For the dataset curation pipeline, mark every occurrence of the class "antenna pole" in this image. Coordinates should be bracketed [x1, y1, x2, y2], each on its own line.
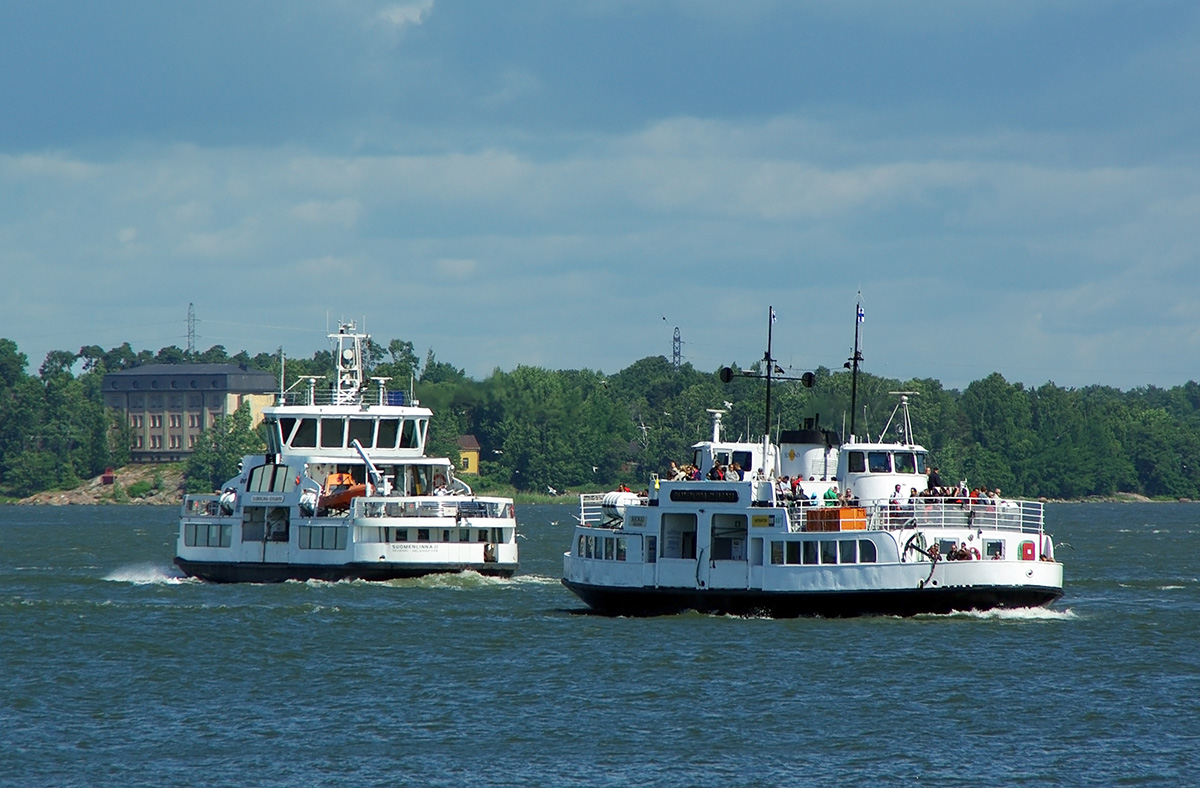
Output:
[186, 303, 196, 358]
[848, 295, 863, 439]
[764, 307, 775, 439]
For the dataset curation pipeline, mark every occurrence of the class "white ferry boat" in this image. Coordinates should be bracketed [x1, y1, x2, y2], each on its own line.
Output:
[562, 307, 1062, 617]
[175, 322, 518, 583]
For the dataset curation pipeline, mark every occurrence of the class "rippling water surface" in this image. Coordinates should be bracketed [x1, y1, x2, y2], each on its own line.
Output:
[1, 502, 1197, 787]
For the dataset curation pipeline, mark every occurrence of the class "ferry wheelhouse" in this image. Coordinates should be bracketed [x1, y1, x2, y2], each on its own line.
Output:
[175, 322, 518, 583]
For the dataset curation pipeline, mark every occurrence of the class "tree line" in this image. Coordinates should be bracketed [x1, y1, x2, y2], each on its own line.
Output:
[2, 335, 1199, 500]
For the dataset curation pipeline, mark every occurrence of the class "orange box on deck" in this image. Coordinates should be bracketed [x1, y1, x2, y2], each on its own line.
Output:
[806, 507, 867, 532]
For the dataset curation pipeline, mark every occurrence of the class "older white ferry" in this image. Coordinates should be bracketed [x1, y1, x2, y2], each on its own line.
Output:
[562, 307, 1062, 617]
[563, 405, 1062, 617]
[175, 322, 518, 582]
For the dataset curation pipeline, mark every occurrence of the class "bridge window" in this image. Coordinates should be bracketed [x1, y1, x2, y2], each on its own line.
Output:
[290, 418, 317, 447]
[894, 452, 916, 474]
[847, 451, 866, 473]
[868, 452, 891, 473]
[400, 420, 419, 448]
[348, 418, 374, 448]
[320, 418, 345, 448]
[377, 419, 399, 448]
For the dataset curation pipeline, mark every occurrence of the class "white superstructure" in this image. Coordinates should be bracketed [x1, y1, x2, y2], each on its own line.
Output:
[175, 322, 518, 582]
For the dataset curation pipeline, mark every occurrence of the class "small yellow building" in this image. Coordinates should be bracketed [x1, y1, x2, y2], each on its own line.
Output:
[457, 435, 481, 475]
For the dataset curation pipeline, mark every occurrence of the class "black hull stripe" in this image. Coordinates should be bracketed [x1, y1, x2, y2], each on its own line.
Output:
[561, 580, 1063, 618]
[175, 558, 516, 583]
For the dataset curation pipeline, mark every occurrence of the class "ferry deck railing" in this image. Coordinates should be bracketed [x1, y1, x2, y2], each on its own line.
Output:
[180, 493, 513, 520]
[573, 487, 1043, 535]
[352, 496, 513, 520]
[786, 497, 1044, 534]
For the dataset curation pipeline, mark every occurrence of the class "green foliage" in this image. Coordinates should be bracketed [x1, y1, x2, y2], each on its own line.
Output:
[184, 402, 266, 493]
[7, 332, 1200, 501]
[125, 480, 154, 498]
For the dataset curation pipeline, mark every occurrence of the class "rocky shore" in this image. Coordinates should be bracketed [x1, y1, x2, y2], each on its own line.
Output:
[18, 464, 186, 506]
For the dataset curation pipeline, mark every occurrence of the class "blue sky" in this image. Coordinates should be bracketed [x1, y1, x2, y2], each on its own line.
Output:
[2, 0, 1199, 390]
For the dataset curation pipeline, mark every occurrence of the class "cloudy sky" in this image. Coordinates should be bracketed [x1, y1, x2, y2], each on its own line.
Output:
[2, 0, 1199, 390]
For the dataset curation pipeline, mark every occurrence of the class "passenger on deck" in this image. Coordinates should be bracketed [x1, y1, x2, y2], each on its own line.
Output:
[728, 463, 743, 481]
[823, 485, 839, 506]
[775, 475, 791, 500]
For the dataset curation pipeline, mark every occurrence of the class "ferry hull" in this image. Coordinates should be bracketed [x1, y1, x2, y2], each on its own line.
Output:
[176, 557, 517, 584]
[561, 579, 1063, 618]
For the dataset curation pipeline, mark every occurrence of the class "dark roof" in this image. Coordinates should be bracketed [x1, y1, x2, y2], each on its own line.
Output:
[106, 363, 267, 376]
[457, 435, 481, 451]
[104, 364, 276, 394]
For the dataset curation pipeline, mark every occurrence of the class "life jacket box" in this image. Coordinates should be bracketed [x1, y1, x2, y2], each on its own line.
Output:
[806, 507, 868, 532]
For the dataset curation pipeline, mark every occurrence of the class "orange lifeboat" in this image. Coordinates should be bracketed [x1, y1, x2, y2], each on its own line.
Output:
[319, 472, 367, 511]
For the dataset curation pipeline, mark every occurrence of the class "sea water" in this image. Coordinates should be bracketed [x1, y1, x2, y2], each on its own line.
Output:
[1, 503, 1197, 787]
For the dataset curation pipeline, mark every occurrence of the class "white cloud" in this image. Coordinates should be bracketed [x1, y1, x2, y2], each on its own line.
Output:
[291, 198, 362, 228]
[434, 258, 478, 279]
[377, 1, 433, 30]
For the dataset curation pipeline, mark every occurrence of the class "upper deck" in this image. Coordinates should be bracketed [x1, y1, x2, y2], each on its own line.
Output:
[578, 482, 1045, 536]
[264, 321, 432, 460]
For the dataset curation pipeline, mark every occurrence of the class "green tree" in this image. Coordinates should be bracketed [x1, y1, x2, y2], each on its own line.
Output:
[184, 403, 266, 492]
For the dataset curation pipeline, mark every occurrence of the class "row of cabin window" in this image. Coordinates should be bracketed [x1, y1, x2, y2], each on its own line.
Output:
[771, 539, 878, 565]
[274, 416, 425, 450]
[184, 523, 232, 548]
[578, 534, 629, 561]
[299, 526, 348, 550]
[360, 527, 506, 543]
[844, 450, 928, 475]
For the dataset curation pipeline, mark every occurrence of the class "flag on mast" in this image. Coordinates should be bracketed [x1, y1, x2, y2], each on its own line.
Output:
[770, 307, 777, 324]
[857, 305, 865, 324]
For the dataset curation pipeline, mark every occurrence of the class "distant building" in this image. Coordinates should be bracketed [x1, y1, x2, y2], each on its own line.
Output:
[457, 435, 481, 475]
[103, 364, 277, 463]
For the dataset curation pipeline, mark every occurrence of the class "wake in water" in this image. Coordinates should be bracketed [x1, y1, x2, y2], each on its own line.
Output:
[294, 571, 562, 591]
[943, 606, 1077, 622]
[104, 563, 195, 585]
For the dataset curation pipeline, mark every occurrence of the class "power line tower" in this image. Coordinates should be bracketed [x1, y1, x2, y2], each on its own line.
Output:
[186, 303, 196, 358]
[672, 326, 681, 370]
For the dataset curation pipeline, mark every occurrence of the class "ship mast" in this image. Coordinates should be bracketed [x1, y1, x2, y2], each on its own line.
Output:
[846, 295, 864, 440]
[763, 306, 775, 440]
